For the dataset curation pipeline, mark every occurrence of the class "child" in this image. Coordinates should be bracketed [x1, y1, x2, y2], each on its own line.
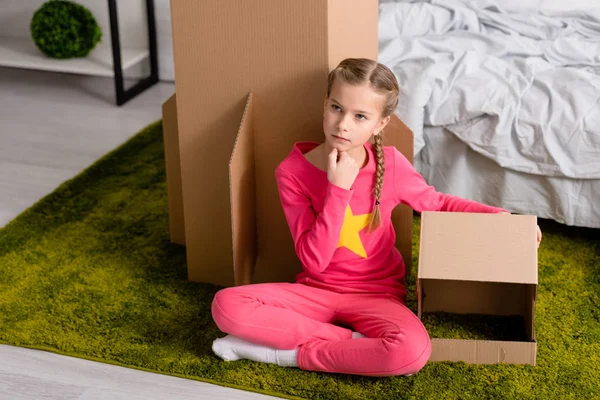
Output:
[211, 58, 542, 377]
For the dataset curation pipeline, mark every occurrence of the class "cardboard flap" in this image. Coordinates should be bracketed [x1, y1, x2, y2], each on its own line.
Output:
[418, 212, 538, 284]
[384, 114, 414, 277]
[417, 279, 423, 318]
[162, 93, 186, 246]
[526, 284, 537, 341]
[229, 92, 257, 286]
[430, 338, 536, 365]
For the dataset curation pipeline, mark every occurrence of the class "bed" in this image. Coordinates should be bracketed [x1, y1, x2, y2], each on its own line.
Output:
[378, 0, 600, 228]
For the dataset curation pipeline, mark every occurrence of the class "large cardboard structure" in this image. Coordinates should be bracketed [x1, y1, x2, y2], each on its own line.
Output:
[418, 212, 538, 365]
[163, 0, 539, 366]
[163, 0, 414, 287]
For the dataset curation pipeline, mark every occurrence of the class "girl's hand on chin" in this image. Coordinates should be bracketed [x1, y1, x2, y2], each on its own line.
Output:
[328, 148, 359, 190]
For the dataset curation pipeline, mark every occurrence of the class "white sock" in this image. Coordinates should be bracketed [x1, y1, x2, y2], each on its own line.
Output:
[274, 348, 299, 367]
[213, 332, 363, 366]
[212, 335, 298, 367]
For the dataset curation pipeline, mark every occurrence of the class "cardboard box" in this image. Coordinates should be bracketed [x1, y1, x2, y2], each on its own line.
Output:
[163, 0, 415, 287]
[161, 94, 185, 246]
[417, 212, 538, 365]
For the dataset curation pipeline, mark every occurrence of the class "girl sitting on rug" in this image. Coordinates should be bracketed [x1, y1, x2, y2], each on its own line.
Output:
[210, 58, 543, 377]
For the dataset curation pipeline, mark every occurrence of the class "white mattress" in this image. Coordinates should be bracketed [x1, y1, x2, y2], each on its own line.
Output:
[415, 126, 600, 228]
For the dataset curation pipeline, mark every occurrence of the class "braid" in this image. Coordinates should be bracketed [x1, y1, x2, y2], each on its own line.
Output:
[368, 132, 385, 232]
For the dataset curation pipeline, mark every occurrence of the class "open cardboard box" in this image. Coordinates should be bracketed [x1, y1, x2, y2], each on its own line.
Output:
[162, 0, 538, 366]
[418, 212, 538, 365]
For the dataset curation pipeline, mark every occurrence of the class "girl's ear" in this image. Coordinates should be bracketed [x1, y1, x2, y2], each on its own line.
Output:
[374, 115, 391, 135]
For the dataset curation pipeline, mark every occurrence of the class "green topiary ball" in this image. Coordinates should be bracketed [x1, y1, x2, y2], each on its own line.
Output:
[30, 0, 102, 59]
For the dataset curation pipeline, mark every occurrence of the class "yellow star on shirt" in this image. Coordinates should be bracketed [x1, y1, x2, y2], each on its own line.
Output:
[337, 205, 372, 258]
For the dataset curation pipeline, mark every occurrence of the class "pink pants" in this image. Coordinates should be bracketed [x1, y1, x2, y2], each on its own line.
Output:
[211, 282, 431, 376]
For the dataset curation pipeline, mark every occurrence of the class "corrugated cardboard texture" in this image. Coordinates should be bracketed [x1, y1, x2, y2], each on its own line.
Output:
[430, 339, 537, 365]
[161, 93, 185, 246]
[418, 212, 538, 284]
[525, 284, 537, 341]
[169, 0, 385, 286]
[328, 0, 378, 71]
[229, 93, 257, 286]
[417, 279, 423, 318]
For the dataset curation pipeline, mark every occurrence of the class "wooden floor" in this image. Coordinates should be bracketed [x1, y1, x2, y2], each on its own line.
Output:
[0, 67, 278, 399]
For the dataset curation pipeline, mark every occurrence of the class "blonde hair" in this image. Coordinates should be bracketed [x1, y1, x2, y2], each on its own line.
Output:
[326, 58, 399, 231]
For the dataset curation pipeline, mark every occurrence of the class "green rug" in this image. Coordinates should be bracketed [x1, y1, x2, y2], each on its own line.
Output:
[1, 121, 599, 399]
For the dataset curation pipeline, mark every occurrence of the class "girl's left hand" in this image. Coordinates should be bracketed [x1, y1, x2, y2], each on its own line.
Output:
[499, 211, 542, 248]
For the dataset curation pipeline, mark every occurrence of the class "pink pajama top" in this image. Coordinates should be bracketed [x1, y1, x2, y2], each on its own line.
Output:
[275, 142, 506, 302]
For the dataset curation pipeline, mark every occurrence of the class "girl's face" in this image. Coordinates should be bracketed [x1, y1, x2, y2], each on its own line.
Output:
[323, 80, 390, 152]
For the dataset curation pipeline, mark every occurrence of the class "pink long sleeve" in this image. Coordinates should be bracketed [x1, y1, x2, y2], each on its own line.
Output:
[392, 148, 507, 214]
[275, 168, 353, 274]
[273, 141, 505, 300]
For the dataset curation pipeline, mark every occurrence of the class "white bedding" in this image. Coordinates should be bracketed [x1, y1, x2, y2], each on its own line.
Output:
[379, 0, 600, 179]
[416, 126, 600, 228]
